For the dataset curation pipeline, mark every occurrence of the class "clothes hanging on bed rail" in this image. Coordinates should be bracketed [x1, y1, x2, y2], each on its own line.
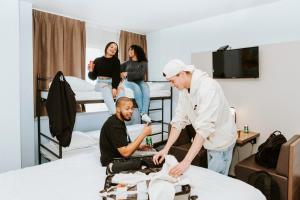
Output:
[46, 71, 76, 147]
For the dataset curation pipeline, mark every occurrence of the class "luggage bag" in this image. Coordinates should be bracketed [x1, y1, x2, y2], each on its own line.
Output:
[100, 167, 197, 200]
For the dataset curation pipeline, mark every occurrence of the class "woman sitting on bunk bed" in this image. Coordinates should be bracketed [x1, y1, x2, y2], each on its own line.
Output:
[88, 41, 124, 114]
[120, 45, 151, 123]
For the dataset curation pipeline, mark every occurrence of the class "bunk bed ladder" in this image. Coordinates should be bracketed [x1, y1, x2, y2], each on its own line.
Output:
[37, 74, 62, 164]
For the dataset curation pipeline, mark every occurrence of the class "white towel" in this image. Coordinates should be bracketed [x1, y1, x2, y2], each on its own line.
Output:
[112, 171, 149, 185]
[148, 155, 191, 200]
[148, 179, 175, 200]
[110, 155, 192, 200]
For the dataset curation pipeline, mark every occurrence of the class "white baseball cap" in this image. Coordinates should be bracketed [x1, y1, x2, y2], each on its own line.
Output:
[163, 59, 195, 79]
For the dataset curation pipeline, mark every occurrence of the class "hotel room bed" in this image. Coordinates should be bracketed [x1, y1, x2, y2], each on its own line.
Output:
[0, 152, 265, 200]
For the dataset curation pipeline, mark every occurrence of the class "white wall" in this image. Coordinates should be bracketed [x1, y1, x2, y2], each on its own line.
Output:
[147, 0, 300, 143]
[0, 0, 21, 173]
[148, 0, 300, 80]
[20, 1, 34, 168]
[191, 41, 300, 175]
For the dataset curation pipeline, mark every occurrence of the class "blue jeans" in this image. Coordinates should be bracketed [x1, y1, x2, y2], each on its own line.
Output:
[207, 142, 235, 175]
[95, 79, 124, 114]
[124, 80, 150, 115]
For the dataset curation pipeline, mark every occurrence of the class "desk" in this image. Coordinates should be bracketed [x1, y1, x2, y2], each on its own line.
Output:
[236, 130, 260, 147]
[229, 131, 260, 176]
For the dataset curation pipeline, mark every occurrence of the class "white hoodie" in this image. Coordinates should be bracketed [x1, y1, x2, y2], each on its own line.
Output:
[171, 68, 237, 151]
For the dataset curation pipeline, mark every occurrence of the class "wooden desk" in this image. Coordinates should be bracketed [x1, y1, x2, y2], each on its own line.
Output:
[229, 131, 260, 176]
[236, 130, 260, 147]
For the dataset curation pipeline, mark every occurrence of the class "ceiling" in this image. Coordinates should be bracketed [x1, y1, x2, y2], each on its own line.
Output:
[24, 0, 279, 34]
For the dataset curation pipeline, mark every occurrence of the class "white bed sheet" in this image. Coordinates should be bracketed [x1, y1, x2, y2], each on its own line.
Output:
[0, 153, 265, 200]
[41, 145, 98, 161]
[40, 79, 171, 101]
[41, 89, 171, 101]
[41, 90, 104, 101]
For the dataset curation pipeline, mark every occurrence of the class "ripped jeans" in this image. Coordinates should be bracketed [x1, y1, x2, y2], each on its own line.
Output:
[207, 142, 235, 175]
[95, 79, 124, 114]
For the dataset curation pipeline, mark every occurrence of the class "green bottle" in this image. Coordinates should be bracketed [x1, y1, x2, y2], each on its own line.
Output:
[146, 136, 153, 147]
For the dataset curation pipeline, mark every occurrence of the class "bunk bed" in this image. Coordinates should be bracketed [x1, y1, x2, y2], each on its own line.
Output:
[36, 75, 173, 163]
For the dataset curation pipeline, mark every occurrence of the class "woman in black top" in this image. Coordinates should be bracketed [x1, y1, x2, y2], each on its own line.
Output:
[120, 45, 151, 123]
[88, 42, 124, 114]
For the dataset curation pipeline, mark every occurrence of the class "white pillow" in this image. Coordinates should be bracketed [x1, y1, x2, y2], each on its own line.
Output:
[84, 130, 100, 141]
[49, 131, 98, 152]
[65, 76, 94, 91]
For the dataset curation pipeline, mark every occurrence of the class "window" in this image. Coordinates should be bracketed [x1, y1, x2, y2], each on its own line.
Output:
[85, 47, 101, 84]
[85, 47, 108, 112]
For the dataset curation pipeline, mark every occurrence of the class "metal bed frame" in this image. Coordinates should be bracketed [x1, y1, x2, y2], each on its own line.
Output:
[36, 75, 172, 164]
[146, 81, 173, 148]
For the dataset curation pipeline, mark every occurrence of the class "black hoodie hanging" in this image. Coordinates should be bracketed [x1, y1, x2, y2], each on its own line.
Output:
[46, 71, 76, 147]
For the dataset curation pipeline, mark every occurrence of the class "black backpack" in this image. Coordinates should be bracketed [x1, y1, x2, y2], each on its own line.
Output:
[248, 171, 280, 200]
[255, 130, 287, 168]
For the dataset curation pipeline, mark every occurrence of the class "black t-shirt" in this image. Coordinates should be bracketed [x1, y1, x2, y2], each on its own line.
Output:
[100, 115, 130, 166]
[88, 56, 121, 89]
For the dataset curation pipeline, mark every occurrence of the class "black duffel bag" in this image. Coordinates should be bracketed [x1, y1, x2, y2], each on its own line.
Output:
[106, 156, 164, 175]
[255, 130, 287, 168]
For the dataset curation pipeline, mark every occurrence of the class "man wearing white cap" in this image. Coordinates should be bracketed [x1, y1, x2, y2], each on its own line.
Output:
[153, 59, 237, 176]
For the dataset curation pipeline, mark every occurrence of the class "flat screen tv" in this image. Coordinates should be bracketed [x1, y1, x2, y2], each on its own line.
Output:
[213, 46, 259, 78]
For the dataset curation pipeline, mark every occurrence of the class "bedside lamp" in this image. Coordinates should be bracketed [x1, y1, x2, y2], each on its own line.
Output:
[230, 107, 236, 123]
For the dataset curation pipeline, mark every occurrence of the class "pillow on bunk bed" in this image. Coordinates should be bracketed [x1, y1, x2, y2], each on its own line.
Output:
[84, 130, 100, 142]
[48, 76, 94, 92]
[65, 76, 94, 91]
[49, 131, 98, 152]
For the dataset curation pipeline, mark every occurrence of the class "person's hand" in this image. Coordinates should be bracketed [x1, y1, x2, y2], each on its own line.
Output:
[88, 60, 95, 72]
[112, 88, 117, 97]
[169, 160, 191, 177]
[120, 72, 127, 79]
[153, 148, 168, 165]
[142, 124, 152, 137]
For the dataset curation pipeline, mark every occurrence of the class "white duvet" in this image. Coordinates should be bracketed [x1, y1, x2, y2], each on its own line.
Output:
[0, 152, 265, 200]
[41, 76, 171, 101]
